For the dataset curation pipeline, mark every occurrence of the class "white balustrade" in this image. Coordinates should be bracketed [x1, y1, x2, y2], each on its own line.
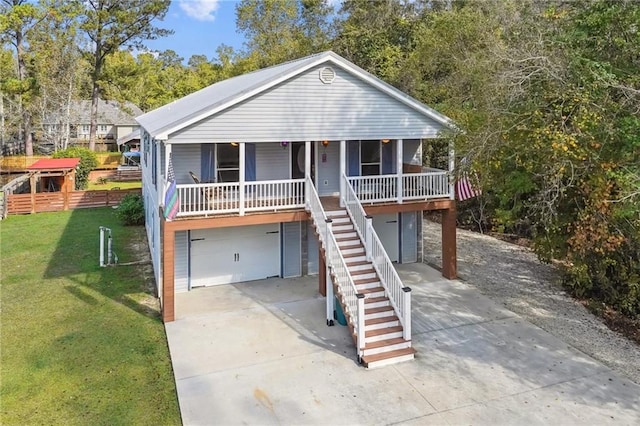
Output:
[347, 171, 450, 203]
[306, 175, 365, 357]
[341, 173, 412, 341]
[175, 179, 305, 217]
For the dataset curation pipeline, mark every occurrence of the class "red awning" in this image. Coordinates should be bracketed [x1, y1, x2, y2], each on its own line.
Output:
[27, 158, 81, 170]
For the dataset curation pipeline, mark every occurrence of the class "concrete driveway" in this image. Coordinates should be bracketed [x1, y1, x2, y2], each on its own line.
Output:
[165, 263, 640, 425]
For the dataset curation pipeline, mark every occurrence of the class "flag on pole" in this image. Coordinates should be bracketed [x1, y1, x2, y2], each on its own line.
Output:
[163, 154, 180, 220]
[455, 173, 480, 201]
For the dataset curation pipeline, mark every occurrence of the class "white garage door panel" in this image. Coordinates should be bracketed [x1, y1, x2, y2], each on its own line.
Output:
[190, 224, 280, 287]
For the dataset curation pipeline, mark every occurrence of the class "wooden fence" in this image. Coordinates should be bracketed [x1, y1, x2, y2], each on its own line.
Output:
[6, 188, 141, 215]
[1, 153, 122, 171]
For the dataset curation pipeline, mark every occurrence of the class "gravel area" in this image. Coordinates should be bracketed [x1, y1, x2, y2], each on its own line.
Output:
[422, 219, 640, 384]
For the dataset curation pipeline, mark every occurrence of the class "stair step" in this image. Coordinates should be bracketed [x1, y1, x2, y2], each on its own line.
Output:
[365, 316, 400, 330]
[363, 338, 412, 356]
[336, 235, 360, 243]
[341, 247, 365, 256]
[353, 276, 379, 285]
[348, 263, 373, 272]
[350, 267, 375, 276]
[365, 325, 404, 342]
[366, 315, 399, 326]
[333, 228, 356, 235]
[346, 259, 369, 267]
[363, 296, 390, 308]
[358, 286, 385, 296]
[364, 305, 395, 319]
[362, 347, 416, 369]
[337, 239, 362, 247]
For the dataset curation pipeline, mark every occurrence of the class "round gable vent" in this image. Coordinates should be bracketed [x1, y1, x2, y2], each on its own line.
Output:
[319, 66, 336, 84]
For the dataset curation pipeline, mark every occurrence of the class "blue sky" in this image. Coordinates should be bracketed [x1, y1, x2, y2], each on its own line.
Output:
[145, 0, 246, 62]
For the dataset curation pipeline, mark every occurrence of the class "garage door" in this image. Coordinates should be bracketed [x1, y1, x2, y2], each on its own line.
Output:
[190, 224, 280, 287]
[373, 213, 399, 262]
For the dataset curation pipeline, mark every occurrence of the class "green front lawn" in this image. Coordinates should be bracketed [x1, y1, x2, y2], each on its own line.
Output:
[0, 209, 181, 425]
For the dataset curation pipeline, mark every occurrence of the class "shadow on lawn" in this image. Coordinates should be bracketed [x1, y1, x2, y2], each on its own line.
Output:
[44, 207, 159, 320]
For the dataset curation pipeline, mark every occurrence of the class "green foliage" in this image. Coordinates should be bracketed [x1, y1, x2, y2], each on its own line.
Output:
[53, 147, 98, 189]
[116, 193, 145, 226]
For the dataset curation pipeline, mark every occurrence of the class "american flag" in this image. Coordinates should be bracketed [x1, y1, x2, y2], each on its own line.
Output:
[163, 154, 180, 220]
[456, 172, 481, 201]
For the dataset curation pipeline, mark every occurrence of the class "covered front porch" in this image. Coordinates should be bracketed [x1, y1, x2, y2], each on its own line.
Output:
[162, 139, 453, 218]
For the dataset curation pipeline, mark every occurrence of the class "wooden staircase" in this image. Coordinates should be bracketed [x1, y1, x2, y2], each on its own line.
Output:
[325, 208, 415, 368]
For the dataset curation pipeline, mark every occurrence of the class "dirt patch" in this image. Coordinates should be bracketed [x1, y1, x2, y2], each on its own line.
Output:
[126, 226, 160, 316]
[422, 218, 640, 384]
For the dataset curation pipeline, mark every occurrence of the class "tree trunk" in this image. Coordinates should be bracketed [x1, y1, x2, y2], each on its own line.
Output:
[16, 28, 34, 156]
[89, 81, 99, 151]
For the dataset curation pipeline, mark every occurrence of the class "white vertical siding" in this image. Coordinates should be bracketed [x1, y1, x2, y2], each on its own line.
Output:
[169, 66, 445, 143]
[175, 231, 189, 293]
[256, 143, 290, 180]
[282, 222, 302, 277]
[316, 141, 340, 195]
[401, 212, 418, 263]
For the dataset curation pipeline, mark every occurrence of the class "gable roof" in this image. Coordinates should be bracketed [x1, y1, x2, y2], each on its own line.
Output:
[28, 158, 80, 170]
[137, 51, 458, 140]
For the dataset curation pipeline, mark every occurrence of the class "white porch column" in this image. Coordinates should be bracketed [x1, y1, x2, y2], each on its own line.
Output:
[239, 142, 246, 215]
[305, 141, 311, 178]
[448, 140, 455, 200]
[305, 141, 311, 207]
[396, 139, 403, 203]
[339, 140, 346, 207]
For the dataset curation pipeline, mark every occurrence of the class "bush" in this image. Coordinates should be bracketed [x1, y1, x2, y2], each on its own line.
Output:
[53, 147, 98, 190]
[116, 194, 145, 226]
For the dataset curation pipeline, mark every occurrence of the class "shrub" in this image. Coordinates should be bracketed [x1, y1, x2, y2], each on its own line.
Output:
[53, 147, 98, 190]
[116, 194, 145, 226]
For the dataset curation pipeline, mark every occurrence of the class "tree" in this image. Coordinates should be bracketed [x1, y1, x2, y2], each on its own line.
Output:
[236, 0, 333, 68]
[0, 0, 48, 156]
[77, 0, 171, 150]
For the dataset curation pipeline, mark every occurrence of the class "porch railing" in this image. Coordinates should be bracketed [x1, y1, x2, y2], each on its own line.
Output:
[306, 175, 365, 358]
[175, 179, 305, 217]
[342, 173, 411, 341]
[402, 171, 449, 200]
[347, 171, 450, 203]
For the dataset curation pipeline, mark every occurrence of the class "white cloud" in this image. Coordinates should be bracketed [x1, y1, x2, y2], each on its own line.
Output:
[178, 0, 221, 22]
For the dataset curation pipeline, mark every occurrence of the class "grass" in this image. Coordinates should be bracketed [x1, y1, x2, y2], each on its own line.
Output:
[86, 180, 142, 191]
[0, 208, 181, 425]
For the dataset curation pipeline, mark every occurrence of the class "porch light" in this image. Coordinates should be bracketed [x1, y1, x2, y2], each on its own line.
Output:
[230, 142, 239, 147]
[321, 140, 329, 147]
[280, 141, 289, 149]
[381, 139, 390, 144]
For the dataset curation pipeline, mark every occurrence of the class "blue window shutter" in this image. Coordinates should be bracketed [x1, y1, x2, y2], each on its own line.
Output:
[382, 140, 395, 174]
[347, 141, 360, 176]
[201, 144, 215, 182]
[245, 143, 256, 181]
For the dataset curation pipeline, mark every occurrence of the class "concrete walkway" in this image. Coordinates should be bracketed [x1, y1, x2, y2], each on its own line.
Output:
[165, 263, 640, 425]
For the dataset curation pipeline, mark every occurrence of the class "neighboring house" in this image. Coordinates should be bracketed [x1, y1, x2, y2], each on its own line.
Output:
[41, 99, 142, 150]
[137, 51, 459, 368]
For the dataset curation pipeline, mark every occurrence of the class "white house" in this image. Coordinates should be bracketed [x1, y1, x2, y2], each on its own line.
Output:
[136, 51, 459, 368]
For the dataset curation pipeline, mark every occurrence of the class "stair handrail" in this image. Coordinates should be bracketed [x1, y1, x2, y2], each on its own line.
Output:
[305, 175, 366, 356]
[341, 173, 412, 341]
